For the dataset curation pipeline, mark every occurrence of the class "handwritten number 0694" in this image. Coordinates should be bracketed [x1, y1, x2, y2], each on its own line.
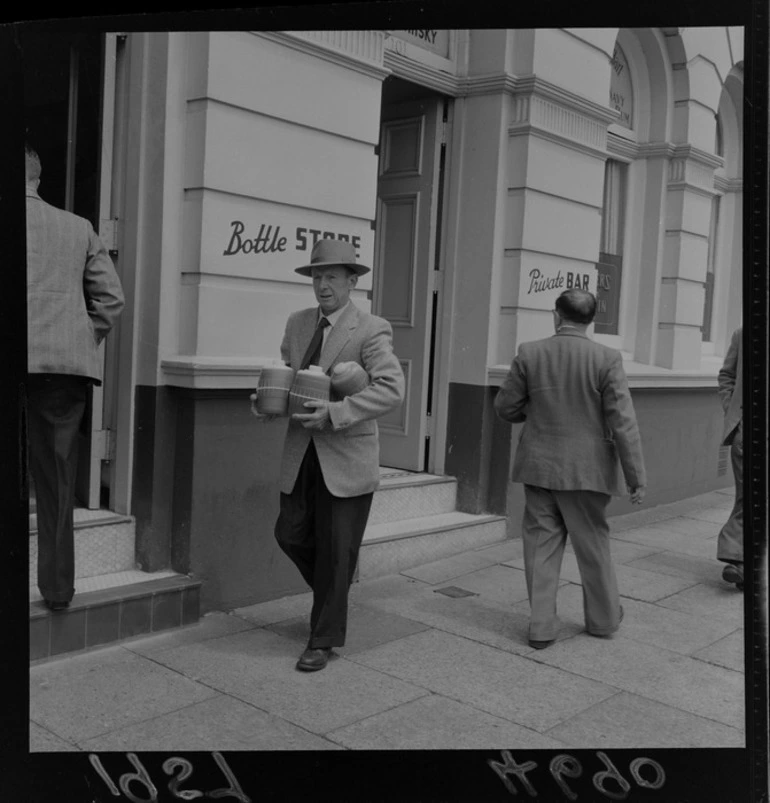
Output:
[89, 752, 251, 802]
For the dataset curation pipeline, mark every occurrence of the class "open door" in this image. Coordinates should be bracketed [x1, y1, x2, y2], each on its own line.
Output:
[24, 31, 116, 510]
[373, 88, 444, 471]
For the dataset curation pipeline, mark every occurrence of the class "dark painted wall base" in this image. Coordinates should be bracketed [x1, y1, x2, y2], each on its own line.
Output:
[133, 386, 306, 612]
[447, 382, 731, 536]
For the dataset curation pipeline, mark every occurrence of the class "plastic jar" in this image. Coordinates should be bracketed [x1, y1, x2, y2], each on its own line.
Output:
[288, 365, 331, 417]
[256, 361, 295, 415]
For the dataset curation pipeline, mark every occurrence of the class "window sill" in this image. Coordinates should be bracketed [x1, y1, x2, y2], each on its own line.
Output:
[488, 358, 720, 389]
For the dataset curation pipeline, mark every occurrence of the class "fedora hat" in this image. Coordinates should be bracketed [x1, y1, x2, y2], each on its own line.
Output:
[295, 239, 370, 277]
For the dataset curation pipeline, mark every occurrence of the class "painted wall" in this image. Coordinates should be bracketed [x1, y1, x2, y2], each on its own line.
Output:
[170, 390, 305, 611]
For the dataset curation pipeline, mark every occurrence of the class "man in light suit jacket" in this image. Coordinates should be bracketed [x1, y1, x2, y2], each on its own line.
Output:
[716, 326, 743, 590]
[26, 144, 125, 610]
[252, 239, 404, 671]
[494, 289, 646, 649]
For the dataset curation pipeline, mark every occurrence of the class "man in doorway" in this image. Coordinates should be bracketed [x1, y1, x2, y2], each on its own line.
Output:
[252, 239, 404, 671]
[26, 143, 125, 610]
[716, 326, 743, 590]
[494, 288, 646, 649]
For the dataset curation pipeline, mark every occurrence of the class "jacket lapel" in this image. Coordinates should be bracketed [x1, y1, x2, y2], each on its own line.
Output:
[320, 302, 358, 372]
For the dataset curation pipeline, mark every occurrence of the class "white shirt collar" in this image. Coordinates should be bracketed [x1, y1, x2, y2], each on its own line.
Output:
[319, 300, 350, 328]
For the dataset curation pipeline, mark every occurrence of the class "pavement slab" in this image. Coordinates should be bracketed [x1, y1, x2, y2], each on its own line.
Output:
[146, 628, 429, 734]
[626, 550, 724, 583]
[545, 691, 745, 749]
[472, 538, 526, 563]
[326, 693, 571, 750]
[30, 721, 81, 752]
[504, 552, 697, 603]
[77, 694, 343, 752]
[348, 629, 620, 733]
[358, 580, 573, 656]
[611, 526, 722, 560]
[692, 629, 745, 673]
[652, 581, 746, 629]
[124, 612, 260, 657]
[646, 515, 720, 538]
[232, 591, 313, 626]
[527, 633, 744, 730]
[603, 597, 740, 655]
[401, 550, 501, 584]
[435, 563, 541, 607]
[266, 603, 430, 656]
[30, 646, 219, 743]
[680, 508, 732, 525]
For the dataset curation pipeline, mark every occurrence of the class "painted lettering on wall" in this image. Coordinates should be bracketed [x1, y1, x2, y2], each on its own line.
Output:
[223, 221, 361, 258]
[609, 45, 633, 129]
[526, 268, 590, 296]
[405, 29, 438, 44]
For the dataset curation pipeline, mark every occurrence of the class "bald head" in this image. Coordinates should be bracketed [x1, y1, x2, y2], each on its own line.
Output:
[555, 288, 596, 325]
[25, 144, 41, 188]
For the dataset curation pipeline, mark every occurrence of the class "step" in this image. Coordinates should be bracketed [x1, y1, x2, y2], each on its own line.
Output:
[29, 570, 202, 662]
[369, 471, 457, 525]
[29, 509, 136, 585]
[358, 511, 507, 580]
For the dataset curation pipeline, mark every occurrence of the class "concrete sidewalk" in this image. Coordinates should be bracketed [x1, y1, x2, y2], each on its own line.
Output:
[30, 487, 745, 752]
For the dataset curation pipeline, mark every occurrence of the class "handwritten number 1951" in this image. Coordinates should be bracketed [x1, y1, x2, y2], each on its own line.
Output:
[89, 752, 251, 802]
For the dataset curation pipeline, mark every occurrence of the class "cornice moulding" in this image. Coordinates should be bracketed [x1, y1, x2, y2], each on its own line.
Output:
[256, 31, 391, 81]
[383, 50, 461, 95]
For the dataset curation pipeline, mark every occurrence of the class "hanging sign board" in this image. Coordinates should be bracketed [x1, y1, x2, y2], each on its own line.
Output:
[593, 258, 622, 335]
[609, 45, 633, 129]
[389, 30, 450, 58]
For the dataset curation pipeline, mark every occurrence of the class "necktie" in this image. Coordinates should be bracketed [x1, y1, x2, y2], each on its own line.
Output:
[300, 317, 330, 369]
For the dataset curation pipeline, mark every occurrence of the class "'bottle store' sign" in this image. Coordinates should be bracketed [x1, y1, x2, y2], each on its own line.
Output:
[195, 197, 372, 281]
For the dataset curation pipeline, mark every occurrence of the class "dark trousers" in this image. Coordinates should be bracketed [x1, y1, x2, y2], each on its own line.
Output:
[717, 422, 743, 564]
[27, 373, 89, 602]
[275, 441, 373, 648]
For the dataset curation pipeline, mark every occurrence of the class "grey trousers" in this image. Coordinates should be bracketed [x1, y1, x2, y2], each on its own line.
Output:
[522, 485, 621, 641]
[717, 422, 743, 564]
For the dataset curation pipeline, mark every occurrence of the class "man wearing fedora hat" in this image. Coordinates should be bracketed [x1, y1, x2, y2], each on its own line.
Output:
[253, 238, 404, 671]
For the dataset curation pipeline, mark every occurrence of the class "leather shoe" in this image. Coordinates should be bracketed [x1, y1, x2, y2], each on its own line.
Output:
[528, 639, 554, 650]
[296, 646, 331, 672]
[722, 563, 744, 590]
[44, 599, 70, 612]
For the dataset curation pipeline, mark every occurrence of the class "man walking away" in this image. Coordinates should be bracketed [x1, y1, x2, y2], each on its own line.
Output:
[716, 326, 743, 590]
[494, 288, 646, 649]
[26, 144, 125, 611]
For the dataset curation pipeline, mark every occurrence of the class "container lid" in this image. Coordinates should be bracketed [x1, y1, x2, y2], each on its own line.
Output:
[307, 365, 325, 374]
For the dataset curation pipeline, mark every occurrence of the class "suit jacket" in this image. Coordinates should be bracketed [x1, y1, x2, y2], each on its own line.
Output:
[279, 302, 405, 497]
[494, 330, 646, 495]
[718, 327, 742, 445]
[26, 188, 125, 384]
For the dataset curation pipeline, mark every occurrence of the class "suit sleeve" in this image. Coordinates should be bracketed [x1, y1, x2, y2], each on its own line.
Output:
[601, 351, 646, 488]
[327, 317, 404, 430]
[493, 348, 528, 423]
[83, 223, 125, 342]
[717, 329, 740, 414]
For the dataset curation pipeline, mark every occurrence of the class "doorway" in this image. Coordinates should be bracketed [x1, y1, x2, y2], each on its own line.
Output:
[23, 31, 115, 511]
[373, 77, 449, 473]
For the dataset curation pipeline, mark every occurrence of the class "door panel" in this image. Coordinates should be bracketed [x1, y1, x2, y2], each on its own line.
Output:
[373, 97, 442, 470]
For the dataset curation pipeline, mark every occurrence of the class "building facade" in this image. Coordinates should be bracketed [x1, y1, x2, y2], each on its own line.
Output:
[24, 28, 744, 611]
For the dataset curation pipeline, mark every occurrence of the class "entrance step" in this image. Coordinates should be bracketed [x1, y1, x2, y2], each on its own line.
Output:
[29, 570, 202, 662]
[369, 470, 457, 525]
[29, 508, 136, 585]
[359, 510, 507, 580]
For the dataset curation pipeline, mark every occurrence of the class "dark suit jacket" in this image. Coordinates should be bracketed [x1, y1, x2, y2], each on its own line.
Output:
[494, 330, 646, 495]
[26, 188, 124, 383]
[718, 327, 742, 445]
[279, 302, 404, 498]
